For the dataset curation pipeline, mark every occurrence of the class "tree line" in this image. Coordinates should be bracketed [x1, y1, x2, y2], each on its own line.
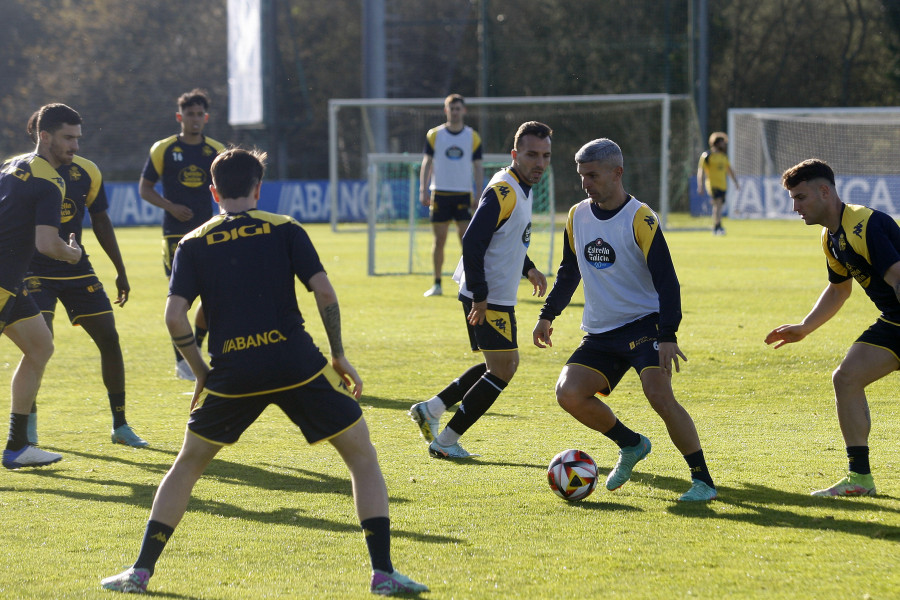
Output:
[1, 0, 897, 199]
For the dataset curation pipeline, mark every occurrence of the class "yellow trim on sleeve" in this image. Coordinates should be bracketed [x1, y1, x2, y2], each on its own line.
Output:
[632, 204, 659, 260]
[426, 127, 439, 151]
[148, 135, 179, 177]
[72, 155, 103, 208]
[491, 181, 517, 225]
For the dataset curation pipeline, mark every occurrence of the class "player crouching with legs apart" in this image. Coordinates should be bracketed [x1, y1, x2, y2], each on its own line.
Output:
[766, 158, 899, 497]
[533, 138, 716, 502]
[100, 148, 425, 595]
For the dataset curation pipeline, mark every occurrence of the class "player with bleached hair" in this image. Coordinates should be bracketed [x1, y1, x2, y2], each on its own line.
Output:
[533, 137, 717, 502]
[767, 158, 900, 497]
[101, 147, 427, 596]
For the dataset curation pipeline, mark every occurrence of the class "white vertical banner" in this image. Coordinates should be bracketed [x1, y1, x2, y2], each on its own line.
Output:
[227, 0, 264, 126]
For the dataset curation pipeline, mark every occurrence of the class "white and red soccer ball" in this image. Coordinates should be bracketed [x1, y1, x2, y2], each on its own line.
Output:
[547, 449, 598, 501]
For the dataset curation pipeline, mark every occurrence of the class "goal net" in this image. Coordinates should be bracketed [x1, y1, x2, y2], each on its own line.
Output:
[329, 94, 702, 247]
[728, 107, 900, 218]
[364, 153, 555, 276]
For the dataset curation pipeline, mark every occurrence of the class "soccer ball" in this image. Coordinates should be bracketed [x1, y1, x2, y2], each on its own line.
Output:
[547, 449, 598, 501]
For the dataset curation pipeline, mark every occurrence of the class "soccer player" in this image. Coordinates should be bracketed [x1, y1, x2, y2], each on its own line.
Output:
[532, 138, 717, 502]
[696, 132, 739, 235]
[419, 94, 484, 297]
[101, 147, 427, 596]
[409, 121, 550, 458]
[22, 112, 147, 448]
[1, 104, 84, 469]
[766, 158, 900, 497]
[139, 88, 224, 381]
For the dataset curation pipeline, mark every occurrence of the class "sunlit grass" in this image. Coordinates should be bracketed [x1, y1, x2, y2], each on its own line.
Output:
[1, 217, 898, 599]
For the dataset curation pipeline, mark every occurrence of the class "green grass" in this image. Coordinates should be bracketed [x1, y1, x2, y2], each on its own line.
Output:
[2, 216, 899, 599]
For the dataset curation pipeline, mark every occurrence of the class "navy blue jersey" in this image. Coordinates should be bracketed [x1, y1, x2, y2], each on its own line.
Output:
[141, 134, 225, 235]
[30, 155, 107, 277]
[0, 153, 65, 291]
[169, 210, 328, 395]
[824, 204, 900, 322]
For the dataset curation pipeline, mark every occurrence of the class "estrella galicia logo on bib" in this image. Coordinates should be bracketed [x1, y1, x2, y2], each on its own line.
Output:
[445, 146, 464, 160]
[584, 237, 615, 269]
[522, 222, 532, 248]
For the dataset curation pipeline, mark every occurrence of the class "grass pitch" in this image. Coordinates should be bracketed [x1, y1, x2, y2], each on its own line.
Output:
[1, 216, 898, 599]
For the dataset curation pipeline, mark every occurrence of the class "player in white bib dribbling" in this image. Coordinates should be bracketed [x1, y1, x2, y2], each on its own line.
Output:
[533, 137, 717, 502]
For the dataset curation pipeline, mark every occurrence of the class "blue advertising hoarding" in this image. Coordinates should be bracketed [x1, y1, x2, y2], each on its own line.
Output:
[689, 175, 900, 219]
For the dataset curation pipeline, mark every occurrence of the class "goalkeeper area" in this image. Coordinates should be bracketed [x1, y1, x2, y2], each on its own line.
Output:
[329, 94, 703, 275]
[728, 107, 900, 218]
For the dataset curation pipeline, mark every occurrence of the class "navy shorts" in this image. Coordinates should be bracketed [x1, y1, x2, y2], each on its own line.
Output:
[0, 284, 40, 335]
[856, 318, 900, 365]
[25, 273, 112, 325]
[566, 314, 662, 395]
[430, 192, 472, 223]
[711, 188, 726, 203]
[162, 234, 183, 277]
[460, 296, 517, 352]
[188, 366, 363, 446]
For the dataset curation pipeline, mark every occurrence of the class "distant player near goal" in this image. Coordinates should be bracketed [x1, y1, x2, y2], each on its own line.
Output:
[419, 94, 484, 297]
[766, 158, 900, 497]
[696, 132, 739, 236]
[101, 147, 427, 596]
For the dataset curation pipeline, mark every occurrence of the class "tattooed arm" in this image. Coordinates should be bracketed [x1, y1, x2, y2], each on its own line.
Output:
[308, 272, 361, 398]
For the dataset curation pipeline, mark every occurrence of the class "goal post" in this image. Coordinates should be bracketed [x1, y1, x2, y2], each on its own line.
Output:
[728, 107, 900, 218]
[330, 94, 696, 240]
[365, 153, 556, 277]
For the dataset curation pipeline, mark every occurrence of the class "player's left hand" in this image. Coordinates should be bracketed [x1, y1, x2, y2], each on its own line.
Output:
[114, 274, 130, 307]
[527, 268, 547, 297]
[533, 319, 553, 348]
[333, 355, 363, 399]
[658, 341, 686, 376]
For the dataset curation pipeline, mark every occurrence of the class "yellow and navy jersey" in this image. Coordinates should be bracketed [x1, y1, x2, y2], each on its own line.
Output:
[823, 203, 900, 322]
[141, 134, 225, 235]
[699, 151, 730, 192]
[540, 196, 681, 342]
[0, 153, 65, 291]
[169, 210, 328, 395]
[29, 155, 107, 277]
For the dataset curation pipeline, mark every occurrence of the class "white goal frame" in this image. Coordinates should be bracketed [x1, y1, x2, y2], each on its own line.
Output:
[329, 94, 675, 230]
[365, 153, 556, 276]
[727, 106, 900, 219]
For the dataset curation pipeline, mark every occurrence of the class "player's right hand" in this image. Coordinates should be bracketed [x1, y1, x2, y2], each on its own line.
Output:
[764, 324, 807, 348]
[66, 233, 83, 264]
[169, 203, 194, 222]
[333, 355, 363, 399]
[419, 190, 431, 207]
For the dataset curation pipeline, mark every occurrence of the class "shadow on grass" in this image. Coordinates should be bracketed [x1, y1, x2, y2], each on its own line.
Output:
[569, 498, 643, 513]
[144, 591, 212, 600]
[634, 471, 900, 542]
[3, 449, 460, 545]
